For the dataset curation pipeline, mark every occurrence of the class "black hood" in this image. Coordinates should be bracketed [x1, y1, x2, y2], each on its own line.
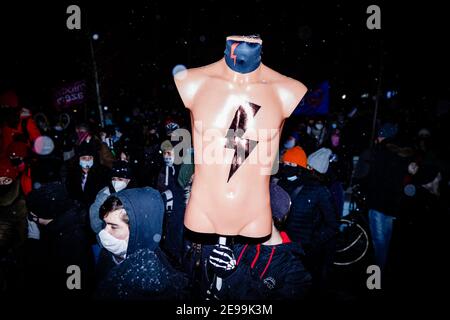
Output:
[115, 187, 164, 255]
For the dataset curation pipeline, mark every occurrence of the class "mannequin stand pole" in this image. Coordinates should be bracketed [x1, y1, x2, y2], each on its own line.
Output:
[215, 236, 227, 291]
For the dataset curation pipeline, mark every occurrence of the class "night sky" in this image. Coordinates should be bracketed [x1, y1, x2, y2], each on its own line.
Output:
[1, 1, 449, 120]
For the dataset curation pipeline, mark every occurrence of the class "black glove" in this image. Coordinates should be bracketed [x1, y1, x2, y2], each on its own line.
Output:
[205, 280, 221, 300]
[208, 244, 236, 279]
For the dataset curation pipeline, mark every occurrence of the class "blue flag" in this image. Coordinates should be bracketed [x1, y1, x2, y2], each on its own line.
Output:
[294, 81, 329, 116]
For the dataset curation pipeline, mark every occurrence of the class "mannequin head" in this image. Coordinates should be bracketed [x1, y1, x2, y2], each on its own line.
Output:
[224, 35, 262, 74]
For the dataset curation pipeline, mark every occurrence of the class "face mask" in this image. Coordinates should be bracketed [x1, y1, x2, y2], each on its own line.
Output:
[112, 180, 128, 192]
[164, 155, 174, 167]
[331, 134, 340, 147]
[283, 139, 295, 149]
[98, 229, 128, 259]
[79, 159, 93, 169]
[315, 123, 324, 130]
[281, 165, 299, 179]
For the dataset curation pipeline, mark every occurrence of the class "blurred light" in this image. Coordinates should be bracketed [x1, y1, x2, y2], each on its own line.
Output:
[104, 106, 108, 111]
[92, 34, 99, 40]
[173, 64, 187, 80]
[341, 94, 347, 99]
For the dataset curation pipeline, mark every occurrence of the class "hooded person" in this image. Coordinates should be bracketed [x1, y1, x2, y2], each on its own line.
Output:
[95, 188, 188, 300]
[25, 181, 94, 298]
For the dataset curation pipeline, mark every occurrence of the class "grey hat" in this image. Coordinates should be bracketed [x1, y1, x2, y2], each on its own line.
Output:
[307, 148, 332, 174]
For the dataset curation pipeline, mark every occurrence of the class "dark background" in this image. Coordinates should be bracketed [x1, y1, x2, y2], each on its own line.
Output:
[1, 1, 449, 125]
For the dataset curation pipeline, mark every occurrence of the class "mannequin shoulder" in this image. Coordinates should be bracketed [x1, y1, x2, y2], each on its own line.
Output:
[173, 65, 213, 109]
[269, 72, 308, 118]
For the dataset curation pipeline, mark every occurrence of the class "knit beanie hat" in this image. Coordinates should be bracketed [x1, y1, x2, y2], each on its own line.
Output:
[307, 148, 332, 174]
[282, 146, 307, 168]
[26, 181, 72, 219]
[112, 161, 132, 179]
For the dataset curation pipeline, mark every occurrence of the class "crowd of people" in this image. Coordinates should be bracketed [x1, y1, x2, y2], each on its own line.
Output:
[1, 89, 449, 301]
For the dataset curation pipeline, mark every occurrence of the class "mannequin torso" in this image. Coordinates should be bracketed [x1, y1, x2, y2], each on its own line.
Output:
[174, 37, 306, 238]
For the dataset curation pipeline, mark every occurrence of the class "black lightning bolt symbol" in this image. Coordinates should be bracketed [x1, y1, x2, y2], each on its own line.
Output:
[225, 102, 261, 182]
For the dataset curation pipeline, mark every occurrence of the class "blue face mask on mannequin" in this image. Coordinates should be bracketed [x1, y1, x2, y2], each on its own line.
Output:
[224, 39, 262, 74]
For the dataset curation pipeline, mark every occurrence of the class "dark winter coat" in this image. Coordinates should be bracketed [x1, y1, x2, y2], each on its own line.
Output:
[367, 139, 414, 217]
[25, 197, 94, 299]
[284, 171, 339, 252]
[66, 164, 110, 208]
[214, 237, 312, 300]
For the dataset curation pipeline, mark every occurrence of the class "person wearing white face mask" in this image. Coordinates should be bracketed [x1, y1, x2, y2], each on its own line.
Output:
[110, 161, 132, 192]
[89, 160, 133, 242]
[157, 140, 178, 192]
[98, 197, 130, 264]
[309, 120, 327, 147]
[66, 142, 110, 209]
[95, 190, 188, 299]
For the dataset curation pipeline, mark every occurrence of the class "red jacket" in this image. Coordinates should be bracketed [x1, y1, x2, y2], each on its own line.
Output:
[0, 109, 41, 156]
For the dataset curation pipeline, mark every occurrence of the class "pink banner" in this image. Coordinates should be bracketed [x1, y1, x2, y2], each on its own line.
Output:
[54, 81, 86, 108]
